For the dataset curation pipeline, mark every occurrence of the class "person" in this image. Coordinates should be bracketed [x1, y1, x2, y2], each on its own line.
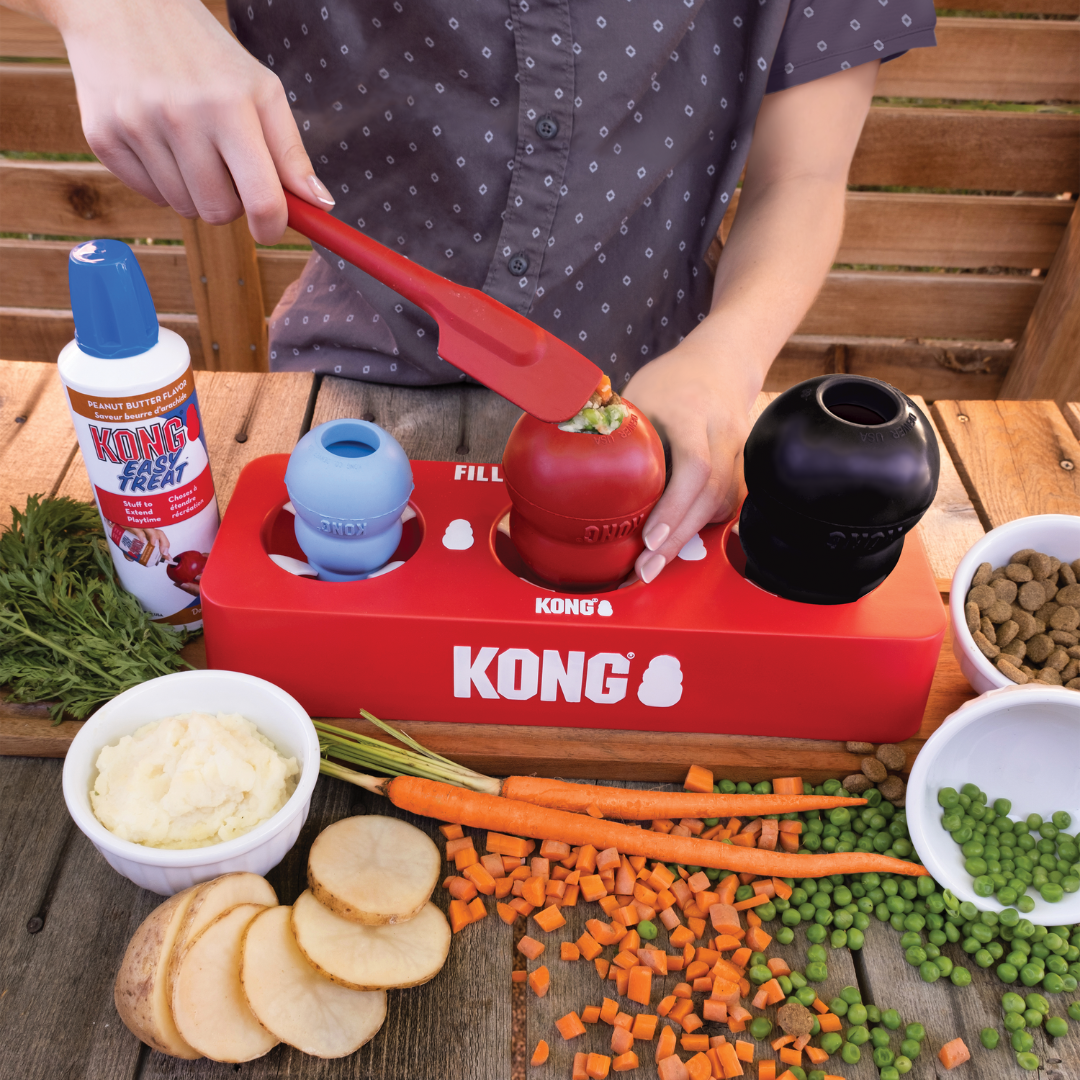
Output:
[9, 0, 936, 584]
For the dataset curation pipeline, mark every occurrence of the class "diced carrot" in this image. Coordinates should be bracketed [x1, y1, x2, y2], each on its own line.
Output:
[486, 832, 535, 858]
[545, 878, 567, 898]
[707, 1048, 725, 1078]
[757, 821, 779, 851]
[771, 1036, 794, 1052]
[539, 838, 571, 860]
[533, 905, 566, 933]
[735, 1041, 754, 1064]
[692, 977, 714, 995]
[669, 925, 696, 948]
[445, 835, 475, 858]
[751, 879, 776, 898]
[669, 999, 695, 1024]
[586, 1052, 611, 1079]
[463, 862, 496, 895]
[632, 1013, 658, 1040]
[639, 947, 668, 977]
[466, 897, 486, 923]
[614, 1011, 634, 1032]
[752, 988, 769, 1011]
[810, 998, 830, 1014]
[816, 1013, 841, 1033]
[614, 967, 630, 996]
[527, 966, 550, 998]
[731, 947, 752, 969]
[766, 957, 791, 977]
[687, 917, 707, 939]
[778, 1047, 802, 1066]
[681, 1013, 702, 1035]
[681, 1034, 710, 1053]
[496, 902, 518, 925]
[611, 904, 638, 928]
[595, 958, 610, 979]
[509, 864, 532, 880]
[611, 1026, 634, 1056]
[508, 897, 534, 918]
[710, 977, 741, 1007]
[733, 893, 770, 912]
[446, 877, 479, 903]
[556, 1011, 587, 1040]
[511, 969, 527, 983]
[530, 856, 550, 879]
[746, 910, 762, 929]
[520, 876, 546, 908]
[530, 1039, 549, 1066]
[657, 1054, 690, 1080]
[656, 1025, 678, 1063]
[709, 902, 742, 935]
[648, 863, 677, 890]
[718, 1041, 744, 1078]
[439, 822, 464, 840]
[758, 1062, 776, 1080]
[685, 960, 708, 981]
[666, 954, 684, 972]
[685, 870, 709, 895]
[480, 852, 506, 878]
[771, 777, 803, 796]
[612, 951, 637, 971]
[494, 877, 515, 899]
[598, 895, 621, 916]
[672, 982, 694, 1000]
[770, 877, 793, 900]
[598, 997, 619, 1025]
[657, 995, 676, 1018]
[581, 1005, 602, 1023]
[764, 979, 786, 1006]
[702, 999, 728, 1023]
[670, 825, 692, 837]
[938, 1038, 971, 1070]
[448, 899, 472, 933]
[612, 1051, 639, 1073]
[595, 846, 621, 871]
[685, 1051, 712, 1080]
[745, 925, 772, 952]
[804, 1046, 828, 1065]
[572, 1052, 590, 1080]
[559, 941, 581, 962]
[517, 935, 545, 960]
[454, 847, 479, 870]
[627, 966, 652, 1006]
[730, 833, 756, 848]
[778, 833, 800, 853]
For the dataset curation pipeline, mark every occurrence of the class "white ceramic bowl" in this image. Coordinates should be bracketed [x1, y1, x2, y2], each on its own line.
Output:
[950, 513, 1080, 694]
[907, 684, 1080, 925]
[62, 669, 320, 896]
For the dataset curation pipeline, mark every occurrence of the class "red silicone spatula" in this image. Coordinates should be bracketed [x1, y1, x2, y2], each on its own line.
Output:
[285, 191, 603, 423]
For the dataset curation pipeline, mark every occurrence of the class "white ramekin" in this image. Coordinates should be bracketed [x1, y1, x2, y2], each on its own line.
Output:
[906, 683, 1080, 925]
[950, 514, 1080, 694]
[62, 669, 320, 895]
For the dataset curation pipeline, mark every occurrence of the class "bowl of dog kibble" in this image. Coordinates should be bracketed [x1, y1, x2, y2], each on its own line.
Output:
[949, 514, 1080, 695]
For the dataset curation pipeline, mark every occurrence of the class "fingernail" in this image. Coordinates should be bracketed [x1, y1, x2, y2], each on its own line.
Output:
[308, 174, 335, 206]
[643, 522, 670, 552]
[640, 552, 666, 584]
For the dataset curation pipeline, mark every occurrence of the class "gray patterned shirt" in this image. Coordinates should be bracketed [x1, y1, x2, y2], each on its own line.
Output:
[229, 0, 935, 388]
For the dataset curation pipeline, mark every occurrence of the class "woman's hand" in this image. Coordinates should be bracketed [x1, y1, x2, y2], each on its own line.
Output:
[624, 340, 754, 583]
[36, 0, 333, 243]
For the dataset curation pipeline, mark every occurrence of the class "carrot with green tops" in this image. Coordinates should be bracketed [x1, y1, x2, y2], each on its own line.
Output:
[316, 715, 866, 817]
[324, 766, 928, 878]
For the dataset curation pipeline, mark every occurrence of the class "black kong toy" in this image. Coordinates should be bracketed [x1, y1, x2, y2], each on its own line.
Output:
[739, 375, 940, 605]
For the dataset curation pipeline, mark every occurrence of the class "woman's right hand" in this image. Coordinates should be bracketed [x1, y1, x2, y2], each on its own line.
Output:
[43, 0, 334, 243]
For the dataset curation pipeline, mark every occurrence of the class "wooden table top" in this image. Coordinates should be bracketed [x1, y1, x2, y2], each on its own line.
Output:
[1, 358, 1078, 1080]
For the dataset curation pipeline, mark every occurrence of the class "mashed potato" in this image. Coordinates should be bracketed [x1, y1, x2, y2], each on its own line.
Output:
[90, 712, 299, 849]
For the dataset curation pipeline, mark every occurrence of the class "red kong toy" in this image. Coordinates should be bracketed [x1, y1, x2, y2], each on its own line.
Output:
[167, 550, 208, 586]
[502, 399, 665, 588]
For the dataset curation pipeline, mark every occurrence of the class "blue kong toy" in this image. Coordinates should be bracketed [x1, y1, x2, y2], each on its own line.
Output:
[284, 419, 414, 580]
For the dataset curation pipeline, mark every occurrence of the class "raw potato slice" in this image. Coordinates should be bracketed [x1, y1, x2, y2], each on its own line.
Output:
[114, 885, 202, 1059]
[292, 889, 451, 990]
[308, 814, 441, 925]
[171, 903, 279, 1062]
[241, 905, 387, 1057]
[168, 872, 278, 1001]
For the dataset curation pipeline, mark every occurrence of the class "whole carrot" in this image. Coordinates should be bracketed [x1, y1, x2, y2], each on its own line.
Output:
[498, 776, 866, 820]
[330, 767, 927, 878]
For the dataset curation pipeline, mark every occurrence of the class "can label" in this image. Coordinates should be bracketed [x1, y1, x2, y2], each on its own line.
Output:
[65, 367, 218, 627]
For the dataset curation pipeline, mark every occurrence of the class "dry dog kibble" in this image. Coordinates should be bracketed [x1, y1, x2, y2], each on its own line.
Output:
[1060, 563, 1077, 586]
[879, 775, 906, 805]
[1026, 634, 1054, 664]
[1057, 583, 1080, 607]
[1018, 580, 1046, 612]
[1011, 608, 1038, 641]
[1069, 678, 1080, 690]
[776, 1002, 815, 1038]
[1029, 552, 1053, 580]
[875, 744, 907, 772]
[1050, 630, 1078, 646]
[843, 773, 872, 794]
[1069, 645, 1080, 659]
[967, 584, 997, 611]
[1037, 667, 1063, 686]
[980, 617, 997, 644]
[1062, 659, 1080, 683]
[1035, 601, 1060, 625]
[996, 620, 1020, 648]
[1050, 605, 1080, 632]
[996, 656, 1030, 684]
[985, 600, 1014, 625]
[861, 757, 888, 784]
[964, 602, 981, 635]
[1002, 639, 1027, 660]
[1010, 549, 1035, 565]
[972, 631, 1000, 659]
[1005, 562, 1034, 583]
[1046, 648, 1070, 672]
[971, 562, 993, 587]
[992, 578, 1018, 605]
[845, 741, 875, 755]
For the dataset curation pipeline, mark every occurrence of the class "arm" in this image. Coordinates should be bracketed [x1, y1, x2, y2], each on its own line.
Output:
[2, 0, 332, 243]
[625, 60, 880, 583]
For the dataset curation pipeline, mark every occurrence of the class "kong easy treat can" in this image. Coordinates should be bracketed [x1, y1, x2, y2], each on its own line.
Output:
[58, 240, 218, 630]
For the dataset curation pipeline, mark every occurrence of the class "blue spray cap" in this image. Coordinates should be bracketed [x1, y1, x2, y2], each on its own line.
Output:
[68, 239, 159, 358]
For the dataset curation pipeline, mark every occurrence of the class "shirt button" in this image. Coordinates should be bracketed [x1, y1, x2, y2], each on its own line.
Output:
[508, 253, 529, 275]
[535, 115, 559, 140]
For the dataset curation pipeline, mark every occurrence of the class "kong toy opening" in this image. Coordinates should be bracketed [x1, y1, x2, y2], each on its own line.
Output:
[321, 421, 380, 458]
[821, 379, 899, 427]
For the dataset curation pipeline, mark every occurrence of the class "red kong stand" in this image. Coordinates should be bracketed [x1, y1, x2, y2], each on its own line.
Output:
[200, 455, 946, 742]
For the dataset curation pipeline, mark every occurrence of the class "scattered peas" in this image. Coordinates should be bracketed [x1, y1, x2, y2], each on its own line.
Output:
[636, 919, 657, 941]
[1044, 1015, 1068, 1038]
[748, 1016, 773, 1040]
[1016, 1051, 1040, 1071]
[980, 1027, 1000, 1049]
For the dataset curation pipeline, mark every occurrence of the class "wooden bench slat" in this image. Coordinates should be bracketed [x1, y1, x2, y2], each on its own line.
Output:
[798, 270, 1041, 340]
[932, 399, 1080, 527]
[851, 108, 1079, 193]
[943, 0, 1079, 13]
[876, 18, 1080, 103]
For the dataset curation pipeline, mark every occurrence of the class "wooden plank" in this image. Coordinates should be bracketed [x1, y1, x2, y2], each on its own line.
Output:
[181, 216, 269, 373]
[1063, 402, 1080, 444]
[857, 916, 1080, 1080]
[851, 109, 1079, 194]
[54, 370, 316, 514]
[0, 307, 204, 366]
[837, 193, 1072, 271]
[932, 399, 1080, 528]
[999, 203, 1080, 406]
[797, 271, 1041, 341]
[260, 246, 312, 312]
[0, 238, 196, 313]
[0, 358, 76, 531]
[0, 63, 91, 153]
[909, 395, 985, 584]
[876, 18, 1080, 103]
[770, 335, 1014, 402]
[937, 0, 1079, 13]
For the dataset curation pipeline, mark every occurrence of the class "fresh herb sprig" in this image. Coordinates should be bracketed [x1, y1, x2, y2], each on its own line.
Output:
[0, 496, 193, 723]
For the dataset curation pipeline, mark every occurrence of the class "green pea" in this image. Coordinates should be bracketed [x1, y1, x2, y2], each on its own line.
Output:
[865, 1005, 881, 1025]
[796, 986, 817, 1007]
[636, 918, 658, 940]
[1016, 1052, 1040, 1071]
[1068, 1003, 1080, 1021]
[749, 1016, 773, 1040]
[749, 964, 772, 985]
[899, 1038, 921, 1059]
[820, 1031, 843, 1054]
[879, 1068, 900, 1080]
[1052, 810, 1071, 830]
[1023, 1009, 1043, 1028]
[847, 1025, 870, 1045]
[805, 961, 828, 983]
[980, 1027, 1000, 1049]
[950, 965, 972, 987]
[1039, 882, 1065, 904]
[775, 926, 795, 945]
[847, 1003, 868, 1026]
[873, 1047, 895, 1068]
[905, 945, 926, 967]
[935, 956, 954, 977]
[777, 975, 793, 996]
[1044, 1015, 1068, 1038]
[893, 1055, 912, 1075]
[920, 960, 942, 983]
[1020, 964, 1043, 986]
[997, 962, 1019, 983]
[975, 949, 995, 969]
[840, 1042, 861, 1065]
[994, 798, 1012, 817]
[1002, 992, 1026, 1013]
[880, 1009, 901, 1030]
[1025, 993, 1050, 1015]
[1042, 972, 1065, 994]
[806, 923, 827, 945]
[789, 971, 807, 989]
[1004, 1011, 1025, 1032]
[1011, 1030, 1034, 1053]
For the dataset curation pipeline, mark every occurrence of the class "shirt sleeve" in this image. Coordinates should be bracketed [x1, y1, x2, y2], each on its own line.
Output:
[766, 0, 937, 93]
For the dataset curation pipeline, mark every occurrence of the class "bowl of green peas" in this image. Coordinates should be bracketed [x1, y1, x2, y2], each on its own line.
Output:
[906, 683, 1080, 925]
